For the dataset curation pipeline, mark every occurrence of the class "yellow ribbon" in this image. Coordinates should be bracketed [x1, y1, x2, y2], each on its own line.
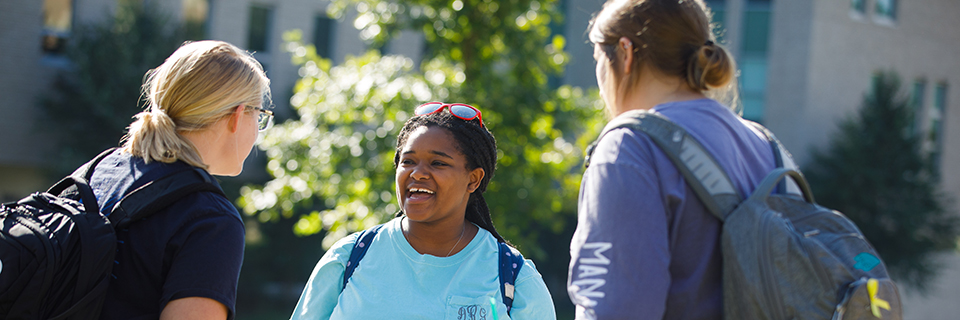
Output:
[868, 278, 891, 318]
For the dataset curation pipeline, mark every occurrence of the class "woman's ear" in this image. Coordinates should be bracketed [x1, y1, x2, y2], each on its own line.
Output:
[618, 37, 634, 76]
[467, 167, 485, 193]
[227, 104, 245, 133]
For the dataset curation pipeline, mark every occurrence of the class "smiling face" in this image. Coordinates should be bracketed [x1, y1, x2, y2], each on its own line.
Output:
[395, 125, 484, 225]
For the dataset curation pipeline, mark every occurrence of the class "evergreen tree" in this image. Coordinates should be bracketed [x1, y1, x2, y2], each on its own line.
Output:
[39, 1, 190, 177]
[806, 71, 959, 292]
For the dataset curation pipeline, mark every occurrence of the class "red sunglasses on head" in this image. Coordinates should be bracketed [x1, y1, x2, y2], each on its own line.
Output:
[414, 102, 484, 127]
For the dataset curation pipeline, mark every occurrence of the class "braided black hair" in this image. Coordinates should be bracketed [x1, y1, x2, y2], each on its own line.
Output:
[393, 110, 506, 243]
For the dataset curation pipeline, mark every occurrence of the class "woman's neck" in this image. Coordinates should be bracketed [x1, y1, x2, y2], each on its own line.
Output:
[611, 70, 706, 116]
[401, 216, 478, 257]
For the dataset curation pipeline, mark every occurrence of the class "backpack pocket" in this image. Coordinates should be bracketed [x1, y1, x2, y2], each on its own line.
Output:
[833, 277, 902, 320]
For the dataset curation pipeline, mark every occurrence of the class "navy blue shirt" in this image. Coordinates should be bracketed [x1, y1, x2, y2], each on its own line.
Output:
[88, 149, 245, 320]
[568, 99, 784, 320]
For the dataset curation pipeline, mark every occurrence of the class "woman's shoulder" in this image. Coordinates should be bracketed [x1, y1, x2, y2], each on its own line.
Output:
[170, 190, 238, 219]
[515, 252, 546, 282]
[323, 219, 399, 260]
[592, 98, 738, 167]
[653, 98, 741, 133]
[590, 122, 662, 170]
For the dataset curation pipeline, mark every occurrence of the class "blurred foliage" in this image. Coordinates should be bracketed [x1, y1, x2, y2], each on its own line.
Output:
[805, 71, 959, 293]
[238, 0, 604, 260]
[38, 0, 193, 177]
[234, 216, 327, 317]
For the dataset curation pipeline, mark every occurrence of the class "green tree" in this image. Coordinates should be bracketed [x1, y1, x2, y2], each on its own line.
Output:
[238, 0, 603, 311]
[805, 71, 959, 292]
[39, 0, 191, 176]
[241, 0, 603, 253]
[238, 1, 604, 311]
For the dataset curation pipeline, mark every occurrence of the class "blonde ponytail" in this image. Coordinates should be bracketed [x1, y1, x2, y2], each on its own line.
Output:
[125, 106, 205, 168]
[122, 40, 271, 169]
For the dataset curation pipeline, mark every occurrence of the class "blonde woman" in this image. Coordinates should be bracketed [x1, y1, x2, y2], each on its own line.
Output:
[87, 40, 271, 320]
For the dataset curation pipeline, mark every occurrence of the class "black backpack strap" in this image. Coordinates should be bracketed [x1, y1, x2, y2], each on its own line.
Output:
[108, 167, 225, 229]
[46, 148, 118, 214]
[342, 224, 385, 291]
[68, 147, 119, 182]
[498, 242, 523, 315]
[585, 110, 740, 220]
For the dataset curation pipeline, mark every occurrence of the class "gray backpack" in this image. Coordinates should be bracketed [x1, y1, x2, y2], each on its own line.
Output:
[586, 110, 903, 320]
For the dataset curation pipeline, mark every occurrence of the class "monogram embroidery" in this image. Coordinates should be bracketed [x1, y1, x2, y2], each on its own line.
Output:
[457, 305, 487, 320]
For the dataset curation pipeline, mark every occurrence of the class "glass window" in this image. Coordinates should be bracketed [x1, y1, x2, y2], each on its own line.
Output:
[248, 6, 273, 53]
[741, 59, 767, 93]
[313, 15, 335, 58]
[739, 58, 767, 121]
[934, 84, 947, 114]
[742, 0, 771, 54]
[876, 0, 897, 20]
[705, 0, 726, 42]
[738, 0, 771, 122]
[851, 0, 866, 13]
[42, 0, 73, 54]
[912, 80, 927, 109]
[930, 83, 947, 175]
[183, 0, 210, 40]
[911, 80, 926, 134]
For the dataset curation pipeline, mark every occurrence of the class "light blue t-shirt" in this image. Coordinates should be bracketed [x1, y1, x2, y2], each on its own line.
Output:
[291, 217, 557, 319]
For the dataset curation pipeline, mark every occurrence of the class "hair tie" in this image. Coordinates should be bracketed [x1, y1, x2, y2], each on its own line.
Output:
[704, 40, 715, 47]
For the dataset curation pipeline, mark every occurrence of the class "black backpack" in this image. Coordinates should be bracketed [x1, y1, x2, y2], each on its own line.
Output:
[585, 110, 903, 320]
[0, 149, 223, 319]
[342, 223, 526, 315]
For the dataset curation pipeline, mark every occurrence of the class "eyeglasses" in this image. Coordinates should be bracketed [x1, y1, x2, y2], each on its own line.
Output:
[414, 102, 484, 127]
[252, 106, 274, 131]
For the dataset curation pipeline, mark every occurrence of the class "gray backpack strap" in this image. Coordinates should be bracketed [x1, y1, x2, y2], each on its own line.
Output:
[585, 110, 741, 220]
[743, 120, 803, 196]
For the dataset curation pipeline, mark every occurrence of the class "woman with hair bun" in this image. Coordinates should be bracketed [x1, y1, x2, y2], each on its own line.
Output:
[567, 0, 783, 319]
[88, 40, 272, 319]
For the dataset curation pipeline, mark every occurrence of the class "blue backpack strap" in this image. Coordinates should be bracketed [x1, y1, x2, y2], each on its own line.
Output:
[342, 224, 384, 291]
[498, 242, 524, 315]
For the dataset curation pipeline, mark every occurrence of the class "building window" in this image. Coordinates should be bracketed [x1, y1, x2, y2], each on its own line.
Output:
[876, 0, 897, 20]
[930, 83, 947, 175]
[42, 0, 73, 54]
[739, 0, 771, 122]
[851, 0, 866, 14]
[183, 0, 210, 40]
[705, 0, 726, 42]
[313, 15, 335, 59]
[248, 5, 274, 53]
[911, 79, 926, 134]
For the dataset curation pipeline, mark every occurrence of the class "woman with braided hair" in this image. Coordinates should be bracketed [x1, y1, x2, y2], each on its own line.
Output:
[291, 103, 556, 319]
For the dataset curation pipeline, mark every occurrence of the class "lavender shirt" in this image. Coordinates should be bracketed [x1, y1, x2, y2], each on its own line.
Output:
[568, 99, 778, 320]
